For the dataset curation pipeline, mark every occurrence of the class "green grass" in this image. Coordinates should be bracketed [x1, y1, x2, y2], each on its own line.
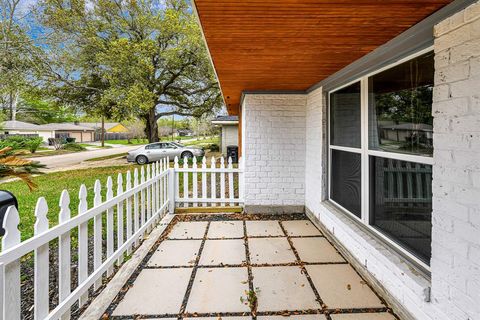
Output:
[0, 165, 139, 241]
[105, 139, 148, 145]
[183, 136, 220, 147]
[85, 152, 128, 162]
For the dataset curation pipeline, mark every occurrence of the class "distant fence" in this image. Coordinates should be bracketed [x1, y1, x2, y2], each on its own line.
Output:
[0, 134, 39, 140]
[95, 132, 129, 141]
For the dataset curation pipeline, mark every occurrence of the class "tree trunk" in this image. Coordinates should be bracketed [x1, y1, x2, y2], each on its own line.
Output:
[145, 108, 159, 142]
[101, 116, 105, 147]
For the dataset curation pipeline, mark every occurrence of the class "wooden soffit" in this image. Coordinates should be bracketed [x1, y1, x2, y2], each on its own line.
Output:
[193, 0, 452, 115]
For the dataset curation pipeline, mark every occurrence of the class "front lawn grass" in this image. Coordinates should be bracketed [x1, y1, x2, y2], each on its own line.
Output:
[105, 139, 148, 145]
[0, 165, 139, 240]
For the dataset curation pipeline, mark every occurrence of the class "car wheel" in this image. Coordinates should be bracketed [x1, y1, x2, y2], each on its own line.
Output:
[181, 151, 193, 160]
[136, 155, 148, 165]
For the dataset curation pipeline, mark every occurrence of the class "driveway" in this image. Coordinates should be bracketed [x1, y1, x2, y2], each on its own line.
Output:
[28, 145, 143, 172]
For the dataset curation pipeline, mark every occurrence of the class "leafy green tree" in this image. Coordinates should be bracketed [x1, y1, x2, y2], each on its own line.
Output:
[36, 0, 222, 142]
[0, 0, 37, 120]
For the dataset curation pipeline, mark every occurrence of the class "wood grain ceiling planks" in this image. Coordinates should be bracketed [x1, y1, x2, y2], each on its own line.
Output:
[194, 0, 452, 115]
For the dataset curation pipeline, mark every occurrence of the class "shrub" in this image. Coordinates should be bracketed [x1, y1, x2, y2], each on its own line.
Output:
[65, 137, 76, 143]
[208, 143, 220, 152]
[26, 137, 43, 153]
[0, 136, 42, 151]
[63, 143, 86, 151]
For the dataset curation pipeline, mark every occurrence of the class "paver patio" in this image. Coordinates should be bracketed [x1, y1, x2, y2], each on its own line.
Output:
[107, 214, 398, 319]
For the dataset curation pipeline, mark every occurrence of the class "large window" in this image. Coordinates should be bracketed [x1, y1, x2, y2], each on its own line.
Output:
[329, 51, 434, 266]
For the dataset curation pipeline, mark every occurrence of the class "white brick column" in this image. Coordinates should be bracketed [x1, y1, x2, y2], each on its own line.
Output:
[242, 94, 307, 213]
[432, 2, 480, 319]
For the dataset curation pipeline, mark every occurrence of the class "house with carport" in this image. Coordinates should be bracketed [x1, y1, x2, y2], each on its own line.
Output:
[192, 0, 480, 319]
[38, 122, 95, 143]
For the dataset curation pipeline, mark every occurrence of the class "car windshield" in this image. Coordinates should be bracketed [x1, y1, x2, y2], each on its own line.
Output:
[171, 142, 185, 148]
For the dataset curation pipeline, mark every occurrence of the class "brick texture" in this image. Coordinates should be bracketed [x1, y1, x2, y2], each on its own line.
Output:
[242, 94, 307, 207]
[432, 2, 480, 320]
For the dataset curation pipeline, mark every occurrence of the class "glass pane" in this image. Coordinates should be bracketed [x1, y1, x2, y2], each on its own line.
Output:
[368, 52, 434, 157]
[369, 156, 432, 264]
[330, 82, 361, 148]
[331, 150, 362, 218]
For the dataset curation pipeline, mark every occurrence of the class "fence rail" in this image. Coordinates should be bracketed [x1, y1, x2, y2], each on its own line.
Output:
[0, 155, 243, 319]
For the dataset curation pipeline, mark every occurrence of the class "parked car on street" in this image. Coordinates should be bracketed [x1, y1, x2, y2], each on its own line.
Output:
[127, 142, 205, 165]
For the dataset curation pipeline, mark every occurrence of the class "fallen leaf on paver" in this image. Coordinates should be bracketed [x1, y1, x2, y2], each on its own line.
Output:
[241, 280, 248, 284]
[347, 284, 351, 290]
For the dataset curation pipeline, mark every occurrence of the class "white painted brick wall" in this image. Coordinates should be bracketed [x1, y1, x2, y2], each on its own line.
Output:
[431, 2, 480, 320]
[305, 88, 325, 213]
[242, 94, 307, 207]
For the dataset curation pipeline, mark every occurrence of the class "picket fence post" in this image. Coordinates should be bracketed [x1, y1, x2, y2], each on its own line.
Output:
[58, 190, 71, 320]
[2, 206, 21, 320]
[34, 197, 49, 319]
[78, 185, 89, 306]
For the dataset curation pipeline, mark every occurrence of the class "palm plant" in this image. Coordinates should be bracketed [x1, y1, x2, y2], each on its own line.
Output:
[0, 147, 44, 190]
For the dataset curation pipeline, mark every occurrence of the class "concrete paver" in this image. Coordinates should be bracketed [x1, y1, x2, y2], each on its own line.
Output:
[306, 264, 385, 309]
[282, 220, 323, 236]
[168, 221, 208, 239]
[246, 221, 284, 237]
[330, 313, 396, 320]
[199, 239, 246, 265]
[208, 221, 245, 238]
[147, 240, 201, 267]
[249, 237, 296, 264]
[186, 267, 250, 313]
[291, 237, 345, 263]
[112, 268, 192, 315]
[257, 316, 327, 320]
[252, 266, 320, 311]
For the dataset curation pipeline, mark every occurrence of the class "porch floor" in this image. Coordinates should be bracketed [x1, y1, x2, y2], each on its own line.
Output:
[106, 213, 398, 319]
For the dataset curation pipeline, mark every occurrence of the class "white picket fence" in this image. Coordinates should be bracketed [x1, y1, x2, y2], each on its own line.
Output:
[174, 156, 243, 207]
[0, 155, 243, 320]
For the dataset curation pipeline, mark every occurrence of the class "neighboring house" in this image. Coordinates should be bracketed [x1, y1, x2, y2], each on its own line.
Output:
[211, 115, 238, 154]
[0, 120, 55, 142]
[38, 123, 95, 142]
[79, 122, 129, 141]
[193, 1, 480, 320]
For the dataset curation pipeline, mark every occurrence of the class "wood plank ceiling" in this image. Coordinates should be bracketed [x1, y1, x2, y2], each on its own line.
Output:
[193, 0, 452, 115]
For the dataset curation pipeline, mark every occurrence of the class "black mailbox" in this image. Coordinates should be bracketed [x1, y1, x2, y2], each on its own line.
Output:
[227, 145, 239, 163]
[0, 190, 18, 236]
